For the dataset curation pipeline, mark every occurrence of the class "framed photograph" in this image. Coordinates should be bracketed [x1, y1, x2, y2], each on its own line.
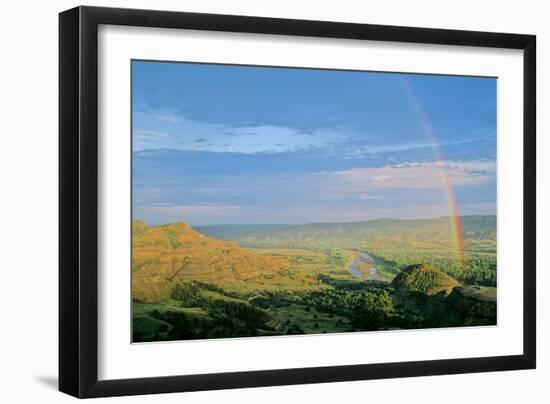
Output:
[59, 6, 536, 398]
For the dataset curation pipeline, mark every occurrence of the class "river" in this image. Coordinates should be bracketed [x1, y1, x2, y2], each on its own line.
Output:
[347, 251, 379, 281]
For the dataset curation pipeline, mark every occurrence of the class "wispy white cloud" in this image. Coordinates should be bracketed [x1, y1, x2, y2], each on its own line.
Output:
[153, 114, 182, 123]
[345, 142, 433, 158]
[134, 129, 168, 139]
[133, 130, 169, 149]
[134, 107, 495, 158]
[325, 161, 496, 191]
[357, 193, 383, 200]
[133, 108, 349, 153]
[133, 160, 495, 224]
[344, 132, 495, 159]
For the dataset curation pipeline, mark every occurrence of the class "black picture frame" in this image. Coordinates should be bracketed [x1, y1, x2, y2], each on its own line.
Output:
[59, 5, 536, 398]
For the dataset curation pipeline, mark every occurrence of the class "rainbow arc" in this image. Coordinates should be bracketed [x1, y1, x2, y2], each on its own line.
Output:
[399, 76, 466, 273]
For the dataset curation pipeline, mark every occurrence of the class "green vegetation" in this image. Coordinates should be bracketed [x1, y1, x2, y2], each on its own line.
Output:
[133, 216, 497, 342]
[225, 215, 497, 286]
[391, 264, 460, 296]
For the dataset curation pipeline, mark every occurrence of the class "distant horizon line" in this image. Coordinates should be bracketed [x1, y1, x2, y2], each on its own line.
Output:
[133, 213, 496, 228]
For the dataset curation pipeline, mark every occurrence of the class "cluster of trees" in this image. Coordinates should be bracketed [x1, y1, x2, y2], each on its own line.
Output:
[368, 248, 497, 286]
[248, 290, 303, 309]
[145, 307, 268, 340]
[304, 286, 395, 330]
[141, 282, 274, 341]
[134, 258, 497, 342]
[170, 282, 205, 306]
[464, 256, 497, 286]
[171, 281, 240, 306]
[134, 281, 316, 341]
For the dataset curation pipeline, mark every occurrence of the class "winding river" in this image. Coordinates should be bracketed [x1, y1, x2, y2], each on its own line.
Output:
[347, 251, 379, 281]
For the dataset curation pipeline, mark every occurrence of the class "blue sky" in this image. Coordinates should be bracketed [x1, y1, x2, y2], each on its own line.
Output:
[132, 60, 496, 226]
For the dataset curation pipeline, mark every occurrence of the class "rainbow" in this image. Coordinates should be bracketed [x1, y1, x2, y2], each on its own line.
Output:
[398, 76, 466, 273]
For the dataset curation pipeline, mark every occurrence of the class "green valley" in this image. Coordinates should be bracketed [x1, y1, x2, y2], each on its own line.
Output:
[132, 216, 497, 342]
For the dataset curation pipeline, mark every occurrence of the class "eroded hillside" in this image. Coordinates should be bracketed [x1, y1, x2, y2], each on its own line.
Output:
[132, 220, 289, 302]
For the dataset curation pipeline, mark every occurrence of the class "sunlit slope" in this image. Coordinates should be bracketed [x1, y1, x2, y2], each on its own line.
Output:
[132, 220, 289, 302]
[392, 264, 460, 296]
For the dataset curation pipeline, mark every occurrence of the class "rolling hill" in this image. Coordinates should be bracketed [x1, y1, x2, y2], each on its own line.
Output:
[132, 220, 289, 302]
[132, 217, 497, 341]
[391, 263, 460, 296]
[203, 215, 496, 252]
[198, 215, 497, 285]
[194, 224, 291, 239]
